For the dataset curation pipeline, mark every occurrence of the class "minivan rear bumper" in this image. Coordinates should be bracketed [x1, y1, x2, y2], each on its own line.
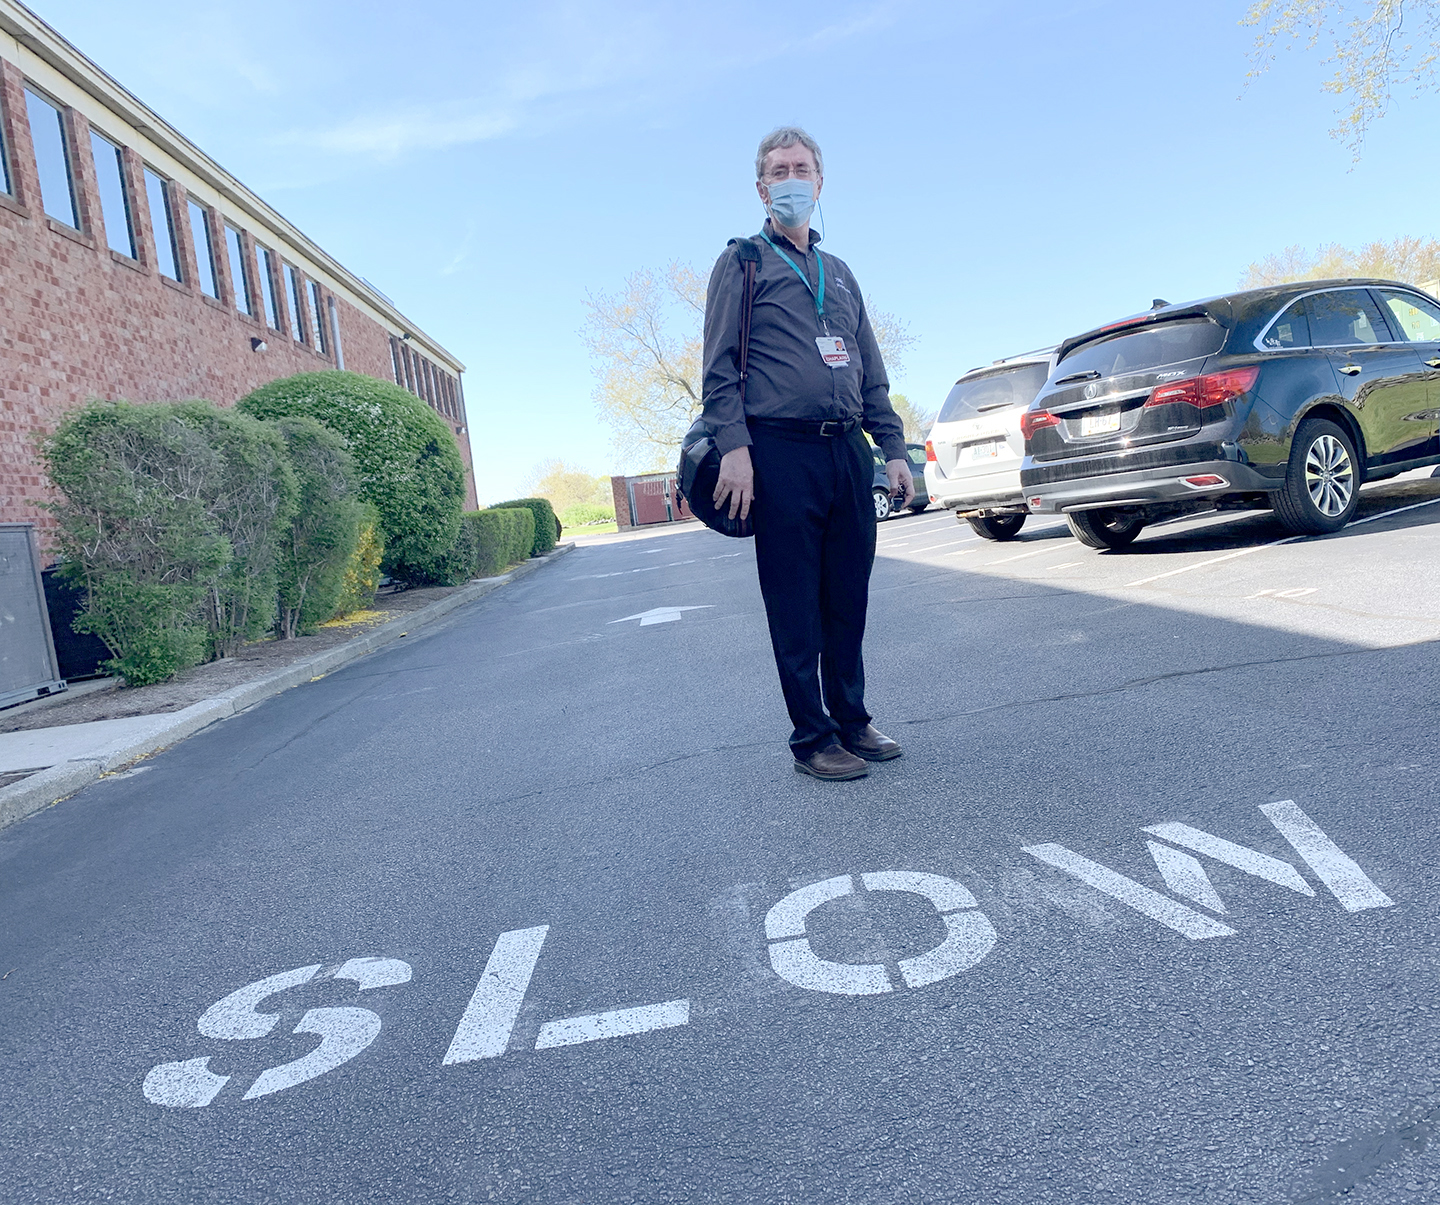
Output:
[1023, 459, 1277, 513]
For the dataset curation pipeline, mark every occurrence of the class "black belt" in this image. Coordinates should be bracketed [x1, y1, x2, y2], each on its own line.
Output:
[748, 416, 861, 437]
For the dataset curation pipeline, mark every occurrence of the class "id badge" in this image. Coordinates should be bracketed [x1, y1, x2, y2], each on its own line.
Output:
[815, 336, 850, 368]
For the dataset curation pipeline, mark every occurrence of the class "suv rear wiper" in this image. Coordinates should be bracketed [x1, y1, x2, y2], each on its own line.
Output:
[1054, 370, 1102, 386]
[976, 401, 1013, 413]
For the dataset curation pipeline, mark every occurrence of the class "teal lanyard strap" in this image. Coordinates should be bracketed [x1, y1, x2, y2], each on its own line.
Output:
[759, 232, 826, 331]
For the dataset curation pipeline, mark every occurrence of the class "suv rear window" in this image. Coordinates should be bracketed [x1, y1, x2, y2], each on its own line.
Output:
[1058, 318, 1226, 378]
[937, 362, 1049, 423]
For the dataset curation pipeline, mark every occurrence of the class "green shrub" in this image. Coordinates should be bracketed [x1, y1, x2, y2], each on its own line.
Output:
[167, 402, 296, 657]
[559, 501, 614, 526]
[238, 371, 465, 585]
[42, 401, 232, 685]
[489, 496, 558, 556]
[464, 508, 535, 577]
[273, 417, 364, 638]
[336, 505, 384, 615]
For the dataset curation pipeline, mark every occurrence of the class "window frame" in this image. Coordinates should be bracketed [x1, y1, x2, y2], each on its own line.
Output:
[88, 128, 135, 258]
[224, 224, 253, 315]
[187, 197, 219, 299]
[143, 166, 182, 281]
[256, 244, 282, 330]
[23, 83, 80, 229]
[306, 278, 327, 353]
[282, 262, 306, 343]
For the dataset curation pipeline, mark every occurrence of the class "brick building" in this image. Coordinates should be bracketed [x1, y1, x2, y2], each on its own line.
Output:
[0, 0, 475, 543]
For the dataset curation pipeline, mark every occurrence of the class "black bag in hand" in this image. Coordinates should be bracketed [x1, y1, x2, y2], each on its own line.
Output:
[676, 237, 760, 540]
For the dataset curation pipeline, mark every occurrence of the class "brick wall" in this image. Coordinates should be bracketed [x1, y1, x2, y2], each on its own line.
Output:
[0, 52, 476, 545]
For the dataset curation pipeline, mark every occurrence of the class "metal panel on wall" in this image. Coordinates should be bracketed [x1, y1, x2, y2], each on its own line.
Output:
[0, 524, 67, 709]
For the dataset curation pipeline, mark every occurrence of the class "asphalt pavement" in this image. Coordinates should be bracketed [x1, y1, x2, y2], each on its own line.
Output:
[2, 476, 1439, 1204]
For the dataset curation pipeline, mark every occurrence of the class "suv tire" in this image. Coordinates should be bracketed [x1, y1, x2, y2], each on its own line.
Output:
[873, 489, 893, 521]
[1272, 417, 1360, 535]
[967, 514, 1026, 541]
[1067, 509, 1145, 550]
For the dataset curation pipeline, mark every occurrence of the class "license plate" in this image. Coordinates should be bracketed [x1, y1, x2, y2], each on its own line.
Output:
[963, 440, 1004, 462]
[1080, 411, 1121, 437]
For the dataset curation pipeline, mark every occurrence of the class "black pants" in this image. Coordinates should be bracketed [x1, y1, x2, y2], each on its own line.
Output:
[749, 423, 877, 758]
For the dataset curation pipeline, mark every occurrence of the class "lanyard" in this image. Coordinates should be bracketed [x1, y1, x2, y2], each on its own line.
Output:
[759, 232, 826, 333]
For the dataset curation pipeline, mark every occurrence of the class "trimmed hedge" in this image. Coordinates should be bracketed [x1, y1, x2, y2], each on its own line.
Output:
[559, 501, 614, 526]
[462, 507, 537, 578]
[238, 371, 465, 585]
[489, 496, 558, 556]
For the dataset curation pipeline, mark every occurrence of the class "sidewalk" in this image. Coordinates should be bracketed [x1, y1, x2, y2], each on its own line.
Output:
[0, 543, 574, 829]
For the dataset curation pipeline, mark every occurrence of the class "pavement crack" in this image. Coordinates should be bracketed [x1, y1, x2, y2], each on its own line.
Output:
[899, 637, 1440, 726]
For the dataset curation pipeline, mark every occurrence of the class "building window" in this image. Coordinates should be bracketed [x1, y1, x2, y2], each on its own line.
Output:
[187, 199, 218, 298]
[24, 86, 78, 228]
[224, 225, 252, 315]
[0, 99, 11, 195]
[256, 245, 281, 329]
[307, 279, 327, 353]
[327, 296, 344, 369]
[89, 131, 135, 258]
[283, 263, 305, 342]
[144, 168, 181, 280]
[389, 337, 402, 385]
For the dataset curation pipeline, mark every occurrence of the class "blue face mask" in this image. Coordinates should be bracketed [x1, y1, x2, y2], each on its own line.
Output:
[765, 178, 816, 228]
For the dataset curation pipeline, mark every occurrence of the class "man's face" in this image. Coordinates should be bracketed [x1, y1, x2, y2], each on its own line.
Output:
[756, 143, 823, 215]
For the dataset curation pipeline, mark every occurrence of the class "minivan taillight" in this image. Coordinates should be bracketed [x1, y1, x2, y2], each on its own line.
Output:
[1020, 410, 1061, 440]
[1144, 365, 1259, 410]
[925, 440, 937, 462]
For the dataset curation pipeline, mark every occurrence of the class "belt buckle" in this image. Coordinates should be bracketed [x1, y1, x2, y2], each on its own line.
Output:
[819, 420, 842, 437]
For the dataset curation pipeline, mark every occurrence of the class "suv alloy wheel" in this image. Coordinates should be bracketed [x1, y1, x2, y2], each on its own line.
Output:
[1272, 417, 1360, 535]
[873, 489, 893, 521]
[1066, 509, 1146, 550]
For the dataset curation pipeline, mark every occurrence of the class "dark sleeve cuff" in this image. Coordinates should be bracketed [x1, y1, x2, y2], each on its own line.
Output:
[878, 435, 908, 463]
[712, 422, 753, 456]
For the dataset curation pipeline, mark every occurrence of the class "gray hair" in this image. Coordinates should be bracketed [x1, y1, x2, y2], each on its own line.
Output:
[755, 126, 824, 180]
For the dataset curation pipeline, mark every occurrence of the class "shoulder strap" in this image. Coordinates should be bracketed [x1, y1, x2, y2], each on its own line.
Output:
[727, 238, 761, 405]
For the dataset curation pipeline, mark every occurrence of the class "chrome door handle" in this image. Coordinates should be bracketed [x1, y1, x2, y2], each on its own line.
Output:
[1426, 357, 1440, 368]
[1338, 363, 1362, 376]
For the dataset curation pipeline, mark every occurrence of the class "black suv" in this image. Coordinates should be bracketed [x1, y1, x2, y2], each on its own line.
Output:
[1019, 281, 1440, 547]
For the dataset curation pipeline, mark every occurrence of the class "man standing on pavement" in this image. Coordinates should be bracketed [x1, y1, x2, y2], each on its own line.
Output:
[701, 126, 914, 782]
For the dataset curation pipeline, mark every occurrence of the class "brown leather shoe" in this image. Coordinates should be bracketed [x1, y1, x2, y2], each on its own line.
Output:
[841, 724, 902, 761]
[794, 743, 870, 781]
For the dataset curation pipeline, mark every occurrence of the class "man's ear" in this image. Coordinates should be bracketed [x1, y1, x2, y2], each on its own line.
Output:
[814, 176, 823, 203]
[755, 179, 770, 205]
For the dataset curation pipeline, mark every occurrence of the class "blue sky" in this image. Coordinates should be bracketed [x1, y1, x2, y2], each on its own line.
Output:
[31, 0, 1440, 502]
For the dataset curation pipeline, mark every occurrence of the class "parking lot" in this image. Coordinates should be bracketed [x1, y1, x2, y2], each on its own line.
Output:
[2, 472, 1438, 1204]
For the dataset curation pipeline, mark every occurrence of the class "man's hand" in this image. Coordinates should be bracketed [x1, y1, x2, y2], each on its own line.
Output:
[886, 458, 915, 509]
[714, 446, 754, 521]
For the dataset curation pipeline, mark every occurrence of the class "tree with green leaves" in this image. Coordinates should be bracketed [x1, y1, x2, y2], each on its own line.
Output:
[1244, 0, 1440, 156]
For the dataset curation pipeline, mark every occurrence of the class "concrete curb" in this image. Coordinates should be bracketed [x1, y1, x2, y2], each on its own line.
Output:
[0, 543, 574, 830]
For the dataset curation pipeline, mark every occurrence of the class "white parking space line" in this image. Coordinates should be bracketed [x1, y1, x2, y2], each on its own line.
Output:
[533, 999, 691, 1050]
[1122, 538, 1299, 588]
[1346, 494, 1440, 526]
[989, 543, 1074, 565]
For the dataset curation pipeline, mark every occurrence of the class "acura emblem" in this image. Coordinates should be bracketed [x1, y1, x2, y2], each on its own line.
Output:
[1083, 382, 1098, 399]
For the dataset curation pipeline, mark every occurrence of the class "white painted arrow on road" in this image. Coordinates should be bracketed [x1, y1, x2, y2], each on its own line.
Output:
[610, 606, 714, 627]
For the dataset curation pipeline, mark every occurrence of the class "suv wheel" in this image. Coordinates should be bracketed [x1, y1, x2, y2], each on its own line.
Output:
[873, 489, 893, 521]
[1067, 509, 1145, 550]
[1273, 417, 1359, 535]
[967, 513, 1026, 541]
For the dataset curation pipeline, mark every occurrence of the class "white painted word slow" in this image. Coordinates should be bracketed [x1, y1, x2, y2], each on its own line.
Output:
[143, 800, 1391, 1108]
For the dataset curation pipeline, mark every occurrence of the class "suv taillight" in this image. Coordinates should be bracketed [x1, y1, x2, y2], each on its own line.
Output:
[1020, 410, 1061, 440]
[924, 440, 937, 462]
[1144, 366, 1259, 410]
